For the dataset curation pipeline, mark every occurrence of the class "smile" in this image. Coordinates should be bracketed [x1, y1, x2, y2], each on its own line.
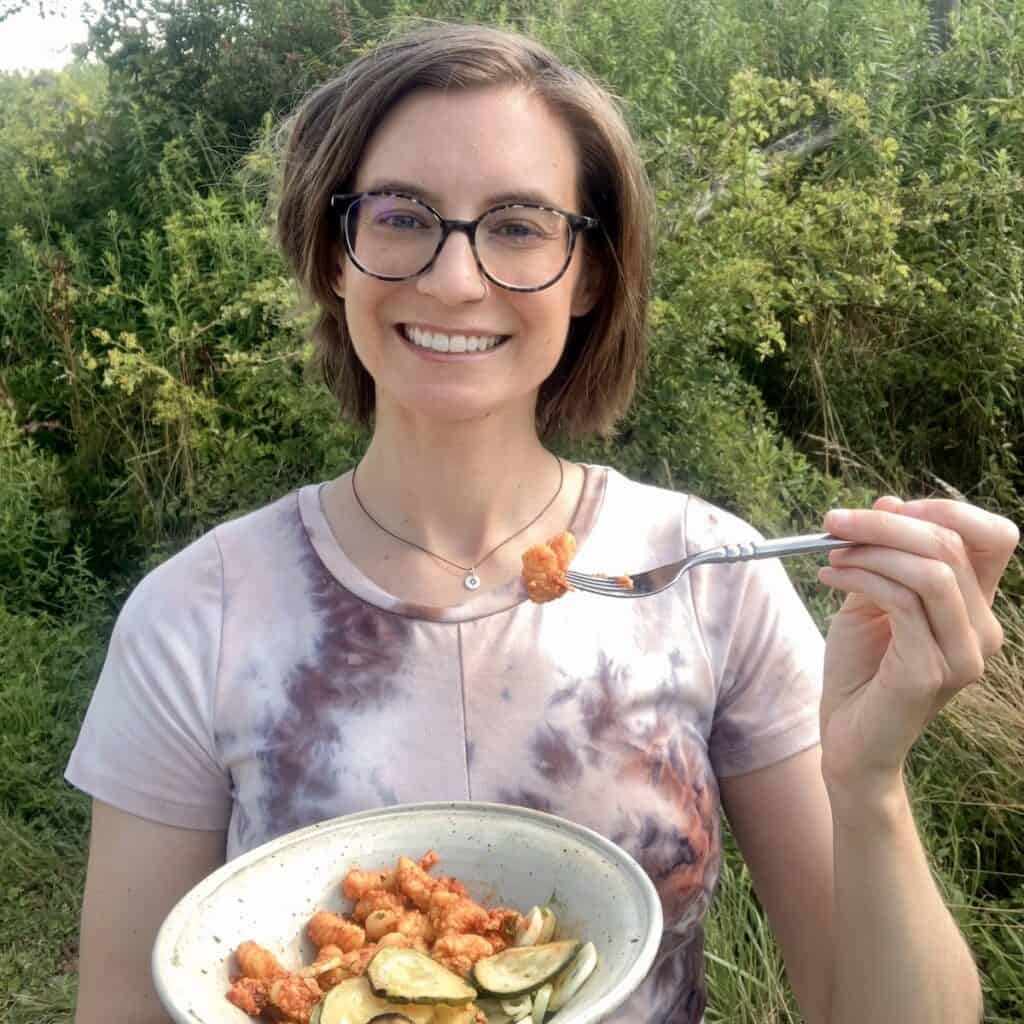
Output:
[400, 324, 509, 353]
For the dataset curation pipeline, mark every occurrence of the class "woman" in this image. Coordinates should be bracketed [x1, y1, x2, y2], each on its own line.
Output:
[67, 22, 1017, 1024]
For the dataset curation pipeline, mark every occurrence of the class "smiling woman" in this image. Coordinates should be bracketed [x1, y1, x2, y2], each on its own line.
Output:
[64, 19, 1017, 1024]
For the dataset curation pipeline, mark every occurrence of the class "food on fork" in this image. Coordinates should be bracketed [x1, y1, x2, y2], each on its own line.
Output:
[521, 531, 635, 601]
[225, 850, 598, 1023]
[521, 531, 576, 603]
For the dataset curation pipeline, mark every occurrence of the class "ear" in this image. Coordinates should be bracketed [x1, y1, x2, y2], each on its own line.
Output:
[570, 257, 600, 318]
[330, 248, 345, 299]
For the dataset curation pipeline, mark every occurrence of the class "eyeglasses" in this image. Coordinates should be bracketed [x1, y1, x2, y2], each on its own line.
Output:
[330, 191, 599, 292]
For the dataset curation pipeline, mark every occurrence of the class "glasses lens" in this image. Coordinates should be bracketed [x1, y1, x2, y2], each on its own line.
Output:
[346, 194, 441, 278]
[476, 205, 572, 289]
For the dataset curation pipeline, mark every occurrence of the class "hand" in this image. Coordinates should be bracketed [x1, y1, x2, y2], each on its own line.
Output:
[815, 496, 1019, 799]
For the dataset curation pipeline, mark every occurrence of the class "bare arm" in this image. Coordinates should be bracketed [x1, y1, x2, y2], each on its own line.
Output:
[74, 799, 227, 1024]
[720, 744, 982, 1024]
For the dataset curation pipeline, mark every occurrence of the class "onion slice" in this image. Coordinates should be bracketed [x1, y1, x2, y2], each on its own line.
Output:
[514, 907, 544, 947]
[500, 994, 533, 1021]
[537, 908, 557, 945]
[531, 982, 553, 1023]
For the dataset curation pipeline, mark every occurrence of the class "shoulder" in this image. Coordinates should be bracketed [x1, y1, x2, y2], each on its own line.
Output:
[118, 488, 307, 634]
[592, 464, 761, 555]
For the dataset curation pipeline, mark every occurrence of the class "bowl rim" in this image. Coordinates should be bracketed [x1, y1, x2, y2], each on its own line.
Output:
[152, 799, 664, 1024]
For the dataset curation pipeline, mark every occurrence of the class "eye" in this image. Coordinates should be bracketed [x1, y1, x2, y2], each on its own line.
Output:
[374, 211, 432, 231]
[485, 210, 560, 246]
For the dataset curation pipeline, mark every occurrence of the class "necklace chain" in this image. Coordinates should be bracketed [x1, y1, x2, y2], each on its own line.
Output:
[351, 454, 565, 590]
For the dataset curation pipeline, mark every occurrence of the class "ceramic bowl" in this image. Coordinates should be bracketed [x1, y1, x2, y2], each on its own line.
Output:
[153, 801, 662, 1024]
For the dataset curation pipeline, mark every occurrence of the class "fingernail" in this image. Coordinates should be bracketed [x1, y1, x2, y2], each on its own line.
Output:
[825, 510, 849, 530]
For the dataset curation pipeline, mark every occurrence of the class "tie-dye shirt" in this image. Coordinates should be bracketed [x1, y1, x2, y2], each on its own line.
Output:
[66, 464, 824, 1022]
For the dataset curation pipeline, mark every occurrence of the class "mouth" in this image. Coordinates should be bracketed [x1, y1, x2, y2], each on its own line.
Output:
[398, 324, 510, 354]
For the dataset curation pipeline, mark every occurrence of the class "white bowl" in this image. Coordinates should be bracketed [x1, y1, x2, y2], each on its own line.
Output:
[153, 801, 662, 1024]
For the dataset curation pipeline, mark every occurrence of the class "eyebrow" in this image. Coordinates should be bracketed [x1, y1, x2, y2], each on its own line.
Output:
[362, 180, 564, 209]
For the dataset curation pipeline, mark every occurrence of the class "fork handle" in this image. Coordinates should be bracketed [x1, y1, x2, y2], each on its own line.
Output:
[714, 532, 856, 563]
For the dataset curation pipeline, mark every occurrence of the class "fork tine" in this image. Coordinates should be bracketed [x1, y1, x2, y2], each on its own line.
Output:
[565, 571, 632, 594]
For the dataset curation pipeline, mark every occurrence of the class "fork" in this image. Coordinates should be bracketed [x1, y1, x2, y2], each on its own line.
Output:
[565, 532, 856, 598]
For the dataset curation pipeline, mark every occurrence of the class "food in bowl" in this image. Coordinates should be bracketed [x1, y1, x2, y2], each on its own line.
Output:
[225, 851, 598, 1024]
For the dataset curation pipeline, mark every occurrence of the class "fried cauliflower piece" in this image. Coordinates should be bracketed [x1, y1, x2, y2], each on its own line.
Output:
[305, 944, 348, 992]
[226, 976, 270, 1017]
[342, 866, 397, 901]
[267, 974, 322, 1022]
[522, 530, 576, 603]
[307, 910, 366, 952]
[431, 933, 495, 977]
[235, 940, 289, 982]
[427, 888, 490, 936]
[352, 888, 405, 923]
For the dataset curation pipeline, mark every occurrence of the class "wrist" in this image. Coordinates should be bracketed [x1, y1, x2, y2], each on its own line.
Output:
[823, 767, 910, 830]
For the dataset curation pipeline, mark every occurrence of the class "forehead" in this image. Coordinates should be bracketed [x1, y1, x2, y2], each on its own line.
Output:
[353, 86, 580, 208]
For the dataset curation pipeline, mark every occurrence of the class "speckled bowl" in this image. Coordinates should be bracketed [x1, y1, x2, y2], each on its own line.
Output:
[153, 801, 662, 1024]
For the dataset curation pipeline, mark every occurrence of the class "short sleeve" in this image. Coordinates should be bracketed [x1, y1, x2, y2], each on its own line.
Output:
[64, 531, 232, 829]
[684, 498, 825, 778]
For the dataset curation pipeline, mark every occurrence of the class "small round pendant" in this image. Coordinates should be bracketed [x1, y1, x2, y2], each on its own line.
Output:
[464, 572, 481, 591]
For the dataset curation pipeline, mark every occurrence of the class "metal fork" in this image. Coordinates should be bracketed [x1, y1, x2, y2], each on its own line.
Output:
[565, 532, 856, 598]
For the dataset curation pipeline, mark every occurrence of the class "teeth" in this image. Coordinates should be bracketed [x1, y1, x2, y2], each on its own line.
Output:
[404, 325, 505, 353]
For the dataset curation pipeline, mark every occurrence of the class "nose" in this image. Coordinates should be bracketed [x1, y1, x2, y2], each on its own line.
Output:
[416, 227, 487, 304]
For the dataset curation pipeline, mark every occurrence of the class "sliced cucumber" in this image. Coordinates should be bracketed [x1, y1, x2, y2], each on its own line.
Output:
[309, 1002, 323, 1024]
[317, 976, 434, 1024]
[472, 941, 581, 998]
[547, 941, 598, 1011]
[432, 1004, 480, 1024]
[367, 947, 477, 1006]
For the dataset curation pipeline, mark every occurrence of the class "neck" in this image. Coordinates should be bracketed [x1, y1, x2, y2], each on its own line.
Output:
[349, 408, 563, 568]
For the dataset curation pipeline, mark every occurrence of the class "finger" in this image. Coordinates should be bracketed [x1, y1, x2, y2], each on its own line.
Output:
[825, 546, 989, 685]
[818, 565, 957, 711]
[824, 504, 1005, 654]
[869, 496, 1019, 604]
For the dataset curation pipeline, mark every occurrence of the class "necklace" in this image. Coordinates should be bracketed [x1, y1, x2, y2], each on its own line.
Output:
[351, 454, 564, 591]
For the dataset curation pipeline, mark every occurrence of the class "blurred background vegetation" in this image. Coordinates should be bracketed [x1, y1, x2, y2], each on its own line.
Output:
[0, 1, 1021, 1021]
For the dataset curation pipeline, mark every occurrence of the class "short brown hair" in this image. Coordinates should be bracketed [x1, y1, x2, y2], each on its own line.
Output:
[276, 22, 654, 439]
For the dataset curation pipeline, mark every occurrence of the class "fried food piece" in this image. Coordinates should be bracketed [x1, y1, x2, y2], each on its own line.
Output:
[431, 933, 495, 977]
[522, 530, 576, 603]
[235, 940, 289, 982]
[428, 888, 490, 936]
[418, 849, 441, 872]
[363, 908, 401, 941]
[342, 866, 396, 901]
[396, 909, 436, 946]
[352, 888, 405, 923]
[267, 974, 322, 1023]
[396, 853, 439, 911]
[304, 944, 348, 992]
[337, 944, 378, 976]
[227, 976, 270, 1016]
[481, 907, 522, 953]
[307, 910, 367, 952]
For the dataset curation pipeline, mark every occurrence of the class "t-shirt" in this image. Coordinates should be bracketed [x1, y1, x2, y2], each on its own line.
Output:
[65, 463, 825, 1023]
